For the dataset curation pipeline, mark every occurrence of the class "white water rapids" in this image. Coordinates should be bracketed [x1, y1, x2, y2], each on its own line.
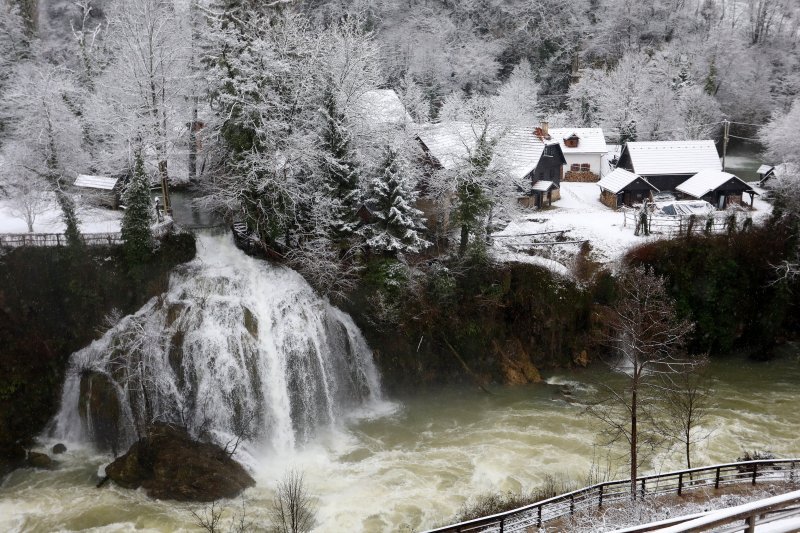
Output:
[48, 233, 386, 457]
[0, 233, 798, 532]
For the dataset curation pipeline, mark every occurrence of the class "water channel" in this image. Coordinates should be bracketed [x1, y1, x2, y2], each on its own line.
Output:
[2, 351, 798, 532]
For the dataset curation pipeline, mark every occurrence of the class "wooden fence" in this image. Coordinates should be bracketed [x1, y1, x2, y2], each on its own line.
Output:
[622, 209, 752, 237]
[424, 458, 800, 533]
[0, 232, 123, 248]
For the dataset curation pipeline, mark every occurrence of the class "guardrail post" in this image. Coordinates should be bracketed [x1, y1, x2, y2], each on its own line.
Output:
[715, 467, 721, 489]
[598, 484, 603, 508]
[570, 494, 574, 515]
[499, 516, 504, 533]
[745, 514, 756, 533]
[537, 505, 542, 528]
[678, 473, 683, 496]
[791, 461, 796, 484]
[752, 463, 758, 485]
[641, 478, 646, 498]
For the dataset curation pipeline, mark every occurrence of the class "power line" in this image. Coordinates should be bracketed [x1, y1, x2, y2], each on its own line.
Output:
[728, 134, 761, 142]
[728, 121, 766, 128]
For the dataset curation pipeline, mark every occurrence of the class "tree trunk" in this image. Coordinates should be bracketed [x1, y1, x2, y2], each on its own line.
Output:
[459, 224, 469, 256]
[631, 384, 638, 499]
[189, 102, 198, 181]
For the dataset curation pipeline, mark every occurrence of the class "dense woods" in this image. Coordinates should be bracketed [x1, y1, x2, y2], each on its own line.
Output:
[1, 0, 799, 294]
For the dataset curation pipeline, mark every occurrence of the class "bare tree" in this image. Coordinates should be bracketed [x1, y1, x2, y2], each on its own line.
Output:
[269, 469, 317, 533]
[655, 359, 715, 471]
[192, 497, 253, 533]
[586, 265, 696, 498]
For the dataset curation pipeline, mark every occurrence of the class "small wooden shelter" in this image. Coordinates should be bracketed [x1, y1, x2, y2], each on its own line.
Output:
[596, 168, 659, 209]
[74, 174, 121, 208]
[675, 170, 757, 209]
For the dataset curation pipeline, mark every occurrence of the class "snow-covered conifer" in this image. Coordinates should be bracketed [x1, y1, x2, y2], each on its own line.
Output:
[319, 85, 362, 240]
[121, 149, 153, 263]
[362, 146, 428, 256]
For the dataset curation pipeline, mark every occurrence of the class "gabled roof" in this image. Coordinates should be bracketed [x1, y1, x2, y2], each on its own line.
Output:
[676, 170, 754, 199]
[756, 164, 775, 175]
[623, 140, 721, 176]
[353, 89, 413, 125]
[597, 168, 659, 194]
[418, 122, 563, 180]
[74, 174, 118, 190]
[532, 180, 557, 192]
[549, 127, 608, 154]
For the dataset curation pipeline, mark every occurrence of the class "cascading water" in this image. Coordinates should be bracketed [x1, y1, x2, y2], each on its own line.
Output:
[49, 232, 384, 456]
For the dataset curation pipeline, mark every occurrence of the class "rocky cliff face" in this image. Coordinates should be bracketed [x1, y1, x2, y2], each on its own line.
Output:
[0, 233, 195, 476]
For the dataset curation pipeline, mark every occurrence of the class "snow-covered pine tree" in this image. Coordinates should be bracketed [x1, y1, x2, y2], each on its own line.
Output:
[121, 149, 153, 263]
[363, 146, 428, 256]
[455, 128, 493, 256]
[319, 84, 361, 241]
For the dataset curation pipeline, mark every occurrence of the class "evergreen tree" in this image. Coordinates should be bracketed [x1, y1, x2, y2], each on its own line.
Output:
[363, 146, 428, 256]
[319, 85, 361, 240]
[121, 149, 153, 263]
[455, 129, 493, 256]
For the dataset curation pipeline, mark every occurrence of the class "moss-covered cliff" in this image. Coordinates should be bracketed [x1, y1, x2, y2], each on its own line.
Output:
[345, 259, 608, 393]
[0, 233, 195, 474]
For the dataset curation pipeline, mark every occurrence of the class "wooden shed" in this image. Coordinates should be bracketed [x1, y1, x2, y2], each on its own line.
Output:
[675, 170, 757, 209]
[596, 168, 659, 209]
[74, 174, 121, 208]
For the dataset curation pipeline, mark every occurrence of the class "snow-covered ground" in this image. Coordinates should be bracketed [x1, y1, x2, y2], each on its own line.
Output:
[0, 194, 122, 234]
[563, 484, 800, 532]
[492, 182, 775, 276]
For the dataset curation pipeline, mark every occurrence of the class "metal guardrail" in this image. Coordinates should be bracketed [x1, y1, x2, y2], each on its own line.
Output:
[424, 459, 800, 533]
[0, 232, 123, 248]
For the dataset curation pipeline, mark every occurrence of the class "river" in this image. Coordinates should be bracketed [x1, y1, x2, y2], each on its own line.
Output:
[1, 350, 798, 532]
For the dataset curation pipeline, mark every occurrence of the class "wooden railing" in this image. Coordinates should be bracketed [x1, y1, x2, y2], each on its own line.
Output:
[0, 232, 123, 248]
[621, 209, 751, 237]
[424, 459, 800, 533]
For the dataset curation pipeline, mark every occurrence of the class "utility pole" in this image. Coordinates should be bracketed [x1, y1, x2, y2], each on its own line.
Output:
[721, 119, 730, 171]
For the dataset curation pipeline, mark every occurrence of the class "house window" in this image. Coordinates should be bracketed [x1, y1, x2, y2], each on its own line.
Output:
[580, 163, 591, 172]
[570, 163, 580, 172]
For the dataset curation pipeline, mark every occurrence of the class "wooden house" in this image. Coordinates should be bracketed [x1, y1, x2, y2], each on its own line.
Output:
[596, 168, 659, 209]
[417, 121, 567, 210]
[675, 170, 757, 209]
[617, 140, 721, 191]
[548, 127, 608, 182]
[73, 174, 121, 208]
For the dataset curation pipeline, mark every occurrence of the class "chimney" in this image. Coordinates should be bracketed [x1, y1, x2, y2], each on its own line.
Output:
[541, 121, 550, 140]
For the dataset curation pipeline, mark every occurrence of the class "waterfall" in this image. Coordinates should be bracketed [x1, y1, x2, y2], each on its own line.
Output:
[49, 233, 384, 456]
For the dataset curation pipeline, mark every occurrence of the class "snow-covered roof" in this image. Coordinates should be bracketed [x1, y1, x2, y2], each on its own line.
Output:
[418, 122, 558, 180]
[549, 127, 608, 154]
[756, 164, 775, 175]
[531, 180, 556, 192]
[623, 140, 721, 176]
[676, 170, 754, 198]
[354, 89, 413, 125]
[596, 168, 658, 194]
[74, 174, 118, 190]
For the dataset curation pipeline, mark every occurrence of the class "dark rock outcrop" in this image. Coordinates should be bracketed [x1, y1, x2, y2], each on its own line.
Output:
[105, 423, 255, 502]
[79, 372, 122, 454]
[52, 443, 67, 454]
[27, 451, 54, 469]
